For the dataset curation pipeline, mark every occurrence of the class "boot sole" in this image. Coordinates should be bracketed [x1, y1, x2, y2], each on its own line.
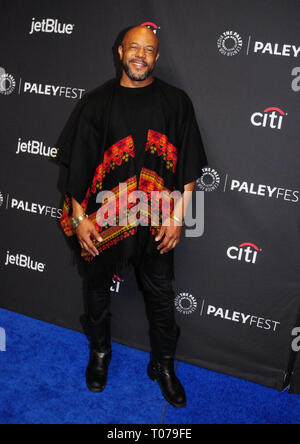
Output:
[147, 365, 186, 408]
[86, 381, 106, 393]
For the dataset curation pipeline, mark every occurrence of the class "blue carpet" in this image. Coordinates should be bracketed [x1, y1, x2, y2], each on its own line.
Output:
[0, 308, 299, 424]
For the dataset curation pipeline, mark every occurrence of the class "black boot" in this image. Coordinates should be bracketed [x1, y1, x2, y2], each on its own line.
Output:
[86, 345, 112, 393]
[147, 355, 186, 408]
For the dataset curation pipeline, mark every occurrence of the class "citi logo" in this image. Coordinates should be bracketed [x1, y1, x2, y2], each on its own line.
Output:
[227, 242, 261, 264]
[110, 274, 124, 293]
[251, 107, 287, 130]
[29, 17, 75, 35]
[140, 22, 160, 34]
[5, 251, 46, 272]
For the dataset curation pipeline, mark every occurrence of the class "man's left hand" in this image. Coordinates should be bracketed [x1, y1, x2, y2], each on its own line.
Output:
[154, 218, 183, 254]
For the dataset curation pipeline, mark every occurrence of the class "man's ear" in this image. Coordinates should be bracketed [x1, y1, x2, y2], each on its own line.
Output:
[118, 44, 123, 60]
[156, 51, 160, 62]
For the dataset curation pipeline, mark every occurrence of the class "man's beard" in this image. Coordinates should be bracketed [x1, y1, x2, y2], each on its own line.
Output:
[123, 60, 154, 81]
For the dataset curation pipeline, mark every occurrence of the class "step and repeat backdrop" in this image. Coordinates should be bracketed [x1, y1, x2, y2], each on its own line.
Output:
[1, 0, 300, 393]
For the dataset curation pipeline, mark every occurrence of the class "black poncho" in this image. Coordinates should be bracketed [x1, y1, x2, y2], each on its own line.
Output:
[56, 76, 207, 276]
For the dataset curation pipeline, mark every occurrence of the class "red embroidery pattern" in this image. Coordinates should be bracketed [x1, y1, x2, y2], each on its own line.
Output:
[91, 135, 134, 193]
[60, 135, 135, 239]
[81, 175, 139, 261]
[82, 225, 138, 262]
[145, 129, 178, 173]
[138, 167, 165, 193]
[138, 168, 177, 237]
[60, 130, 180, 262]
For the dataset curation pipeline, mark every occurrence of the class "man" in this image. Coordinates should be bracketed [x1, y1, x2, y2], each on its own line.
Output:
[56, 25, 207, 408]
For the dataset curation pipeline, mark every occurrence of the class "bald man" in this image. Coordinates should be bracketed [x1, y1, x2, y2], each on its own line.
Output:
[118, 25, 160, 86]
[58, 24, 207, 409]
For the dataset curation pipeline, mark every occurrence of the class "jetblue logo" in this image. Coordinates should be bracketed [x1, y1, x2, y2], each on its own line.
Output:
[30, 17, 75, 35]
[0, 328, 6, 351]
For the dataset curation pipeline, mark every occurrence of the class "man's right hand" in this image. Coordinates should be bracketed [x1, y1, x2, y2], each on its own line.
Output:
[75, 218, 103, 258]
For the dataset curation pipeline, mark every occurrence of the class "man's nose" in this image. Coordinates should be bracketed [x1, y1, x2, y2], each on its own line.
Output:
[136, 47, 146, 58]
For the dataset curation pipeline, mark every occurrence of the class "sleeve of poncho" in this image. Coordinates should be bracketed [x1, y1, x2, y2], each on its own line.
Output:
[56, 98, 101, 206]
[175, 94, 208, 194]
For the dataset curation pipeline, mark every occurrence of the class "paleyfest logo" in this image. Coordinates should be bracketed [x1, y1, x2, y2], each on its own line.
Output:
[225, 176, 299, 204]
[206, 305, 280, 332]
[217, 31, 300, 59]
[174, 297, 281, 332]
[0, 66, 85, 99]
[0, 67, 16, 95]
[217, 30, 243, 56]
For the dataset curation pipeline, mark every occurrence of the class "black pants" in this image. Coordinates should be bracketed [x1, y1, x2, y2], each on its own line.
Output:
[82, 252, 180, 359]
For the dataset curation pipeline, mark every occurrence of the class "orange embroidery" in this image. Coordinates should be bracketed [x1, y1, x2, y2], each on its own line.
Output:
[146, 129, 178, 173]
[91, 135, 135, 193]
[60, 130, 180, 262]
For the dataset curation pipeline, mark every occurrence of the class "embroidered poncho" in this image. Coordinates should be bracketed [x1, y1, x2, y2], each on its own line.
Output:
[56, 76, 207, 271]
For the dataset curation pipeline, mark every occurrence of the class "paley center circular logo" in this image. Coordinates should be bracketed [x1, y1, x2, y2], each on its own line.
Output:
[217, 31, 243, 56]
[196, 167, 220, 192]
[0, 72, 16, 95]
[175, 292, 197, 315]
